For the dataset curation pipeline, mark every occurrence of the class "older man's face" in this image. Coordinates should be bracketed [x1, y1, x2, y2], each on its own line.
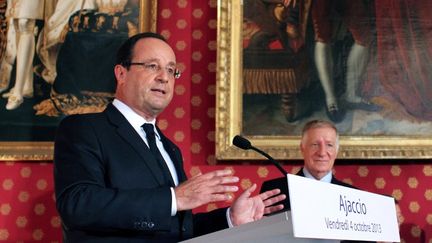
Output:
[300, 127, 338, 180]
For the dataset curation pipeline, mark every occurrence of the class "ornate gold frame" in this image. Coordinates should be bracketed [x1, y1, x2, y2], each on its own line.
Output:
[0, 0, 157, 161]
[215, 0, 432, 160]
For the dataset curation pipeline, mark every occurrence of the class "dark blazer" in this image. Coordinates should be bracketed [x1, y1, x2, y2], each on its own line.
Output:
[260, 168, 356, 212]
[54, 104, 228, 242]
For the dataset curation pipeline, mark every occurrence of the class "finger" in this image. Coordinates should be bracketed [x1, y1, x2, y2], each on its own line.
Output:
[189, 172, 202, 180]
[202, 169, 234, 179]
[198, 170, 238, 184]
[237, 183, 257, 200]
[259, 188, 281, 200]
[263, 194, 286, 207]
[214, 176, 240, 185]
[209, 184, 239, 193]
[249, 183, 257, 193]
[195, 176, 239, 190]
[264, 204, 284, 215]
[192, 170, 238, 183]
[209, 193, 234, 202]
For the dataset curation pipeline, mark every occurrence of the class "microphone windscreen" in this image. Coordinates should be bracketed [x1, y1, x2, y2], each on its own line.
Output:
[232, 135, 252, 150]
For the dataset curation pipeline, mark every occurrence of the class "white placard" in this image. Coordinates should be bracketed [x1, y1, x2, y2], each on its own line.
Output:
[287, 174, 400, 242]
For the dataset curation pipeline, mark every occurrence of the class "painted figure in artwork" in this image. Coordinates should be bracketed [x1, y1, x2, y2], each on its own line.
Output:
[243, 0, 379, 124]
[0, 0, 45, 110]
[282, 0, 379, 122]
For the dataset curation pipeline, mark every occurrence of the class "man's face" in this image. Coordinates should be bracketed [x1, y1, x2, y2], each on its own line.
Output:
[115, 38, 177, 119]
[300, 127, 338, 179]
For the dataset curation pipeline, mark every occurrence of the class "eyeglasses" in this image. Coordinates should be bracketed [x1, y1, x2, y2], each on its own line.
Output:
[127, 62, 181, 79]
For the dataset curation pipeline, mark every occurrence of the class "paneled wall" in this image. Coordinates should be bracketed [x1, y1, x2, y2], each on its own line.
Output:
[0, 1, 431, 242]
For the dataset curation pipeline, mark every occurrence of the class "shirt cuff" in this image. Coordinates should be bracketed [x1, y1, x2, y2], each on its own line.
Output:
[170, 187, 177, 216]
[226, 207, 234, 228]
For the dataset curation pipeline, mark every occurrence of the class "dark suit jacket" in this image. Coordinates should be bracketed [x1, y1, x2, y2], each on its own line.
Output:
[260, 168, 356, 212]
[54, 104, 228, 242]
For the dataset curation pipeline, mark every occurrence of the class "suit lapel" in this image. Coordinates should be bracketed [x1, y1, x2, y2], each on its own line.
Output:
[297, 169, 305, 177]
[104, 104, 167, 185]
[157, 126, 187, 183]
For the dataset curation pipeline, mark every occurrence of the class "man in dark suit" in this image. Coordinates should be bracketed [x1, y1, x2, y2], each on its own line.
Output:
[260, 119, 356, 211]
[261, 119, 375, 243]
[54, 32, 285, 242]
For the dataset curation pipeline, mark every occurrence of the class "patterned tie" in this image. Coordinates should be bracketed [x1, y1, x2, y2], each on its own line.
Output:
[142, 123, 174, 185]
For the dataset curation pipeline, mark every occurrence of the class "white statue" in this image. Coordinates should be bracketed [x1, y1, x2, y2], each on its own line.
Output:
[1, 0, 44, 110]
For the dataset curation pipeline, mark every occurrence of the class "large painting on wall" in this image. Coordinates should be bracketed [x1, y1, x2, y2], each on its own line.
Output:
[0, 0, 157, 160]
[216, 0, 432, 160]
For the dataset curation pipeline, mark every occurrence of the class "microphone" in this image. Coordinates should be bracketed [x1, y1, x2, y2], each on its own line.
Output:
[232, 135, 288, 176]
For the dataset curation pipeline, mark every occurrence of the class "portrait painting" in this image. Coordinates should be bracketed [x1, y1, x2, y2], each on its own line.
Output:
[216, 0, 432, 160]
[0, 0, 157, 160]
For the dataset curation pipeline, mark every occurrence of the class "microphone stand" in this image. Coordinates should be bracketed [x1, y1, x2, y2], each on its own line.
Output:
[250, 146, 287, 176]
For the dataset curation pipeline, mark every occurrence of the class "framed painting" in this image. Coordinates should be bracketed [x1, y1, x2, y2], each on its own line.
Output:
[0, 0, 157, 160]
[216, 0, 432, 160]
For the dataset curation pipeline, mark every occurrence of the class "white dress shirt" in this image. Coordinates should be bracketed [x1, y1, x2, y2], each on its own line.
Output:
[112, 99, 179, 216]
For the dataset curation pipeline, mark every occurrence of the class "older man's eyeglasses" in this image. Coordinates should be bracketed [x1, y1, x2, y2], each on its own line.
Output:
[127, 62, 181, 79]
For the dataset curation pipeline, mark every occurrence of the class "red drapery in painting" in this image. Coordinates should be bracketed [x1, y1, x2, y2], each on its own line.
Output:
[375, 0, 432, 121]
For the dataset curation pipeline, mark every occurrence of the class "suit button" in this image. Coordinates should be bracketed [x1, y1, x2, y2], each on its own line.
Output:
[181, 227, 186, 232]
[134, 222, 141, 230]
[148, 222, 155, 228]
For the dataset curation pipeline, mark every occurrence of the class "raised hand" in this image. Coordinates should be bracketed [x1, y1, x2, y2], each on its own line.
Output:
[229, 184, 286, 226]
[175, 169, 239, 211]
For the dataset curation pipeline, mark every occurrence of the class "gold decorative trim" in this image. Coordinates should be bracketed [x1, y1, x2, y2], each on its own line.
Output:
[0, 0, 157, 162]
[34, 91, 114, 117]
[0, 142, 54, 161]
[139, 0, 157, 32]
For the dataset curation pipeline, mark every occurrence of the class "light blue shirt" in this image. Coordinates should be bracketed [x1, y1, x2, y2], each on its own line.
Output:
[302, 167, 333, 183]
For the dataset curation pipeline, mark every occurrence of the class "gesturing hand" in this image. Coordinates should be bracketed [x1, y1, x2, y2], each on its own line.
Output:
[175, 169, 239, 211]
[229, 184, 285, 226]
